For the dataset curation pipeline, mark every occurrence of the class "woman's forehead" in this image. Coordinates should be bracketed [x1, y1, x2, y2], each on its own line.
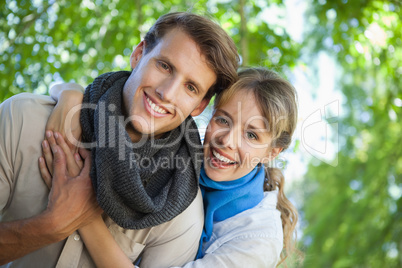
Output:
[218, 92, 268, 129]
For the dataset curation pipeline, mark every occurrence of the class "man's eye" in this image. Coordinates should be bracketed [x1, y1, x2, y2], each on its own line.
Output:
[159, 61, 170, 71]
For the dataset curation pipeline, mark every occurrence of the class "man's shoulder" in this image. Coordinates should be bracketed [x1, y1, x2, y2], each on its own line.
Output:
[147, 188, 204, 238]
[170, 188, 204, 225]
[0, 93, 55, 123]
[172, 189, 204, 221]
[1, 93, 55, 108]
[0, 93, 56, 148]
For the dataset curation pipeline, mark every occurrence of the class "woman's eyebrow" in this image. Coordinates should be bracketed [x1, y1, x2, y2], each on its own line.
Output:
[245, 120, 270, 135]
[215, 109, 233, 120]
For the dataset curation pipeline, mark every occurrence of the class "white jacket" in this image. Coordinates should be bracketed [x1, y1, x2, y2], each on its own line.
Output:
[177, 190, 283, 268]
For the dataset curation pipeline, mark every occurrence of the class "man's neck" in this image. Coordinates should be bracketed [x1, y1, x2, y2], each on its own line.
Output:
[126, 125, 164, 143]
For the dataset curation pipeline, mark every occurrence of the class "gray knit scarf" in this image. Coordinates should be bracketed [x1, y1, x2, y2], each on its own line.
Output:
[80, 71, 203, 229]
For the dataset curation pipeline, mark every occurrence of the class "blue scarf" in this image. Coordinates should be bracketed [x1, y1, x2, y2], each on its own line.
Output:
[196, 164, 265, 259]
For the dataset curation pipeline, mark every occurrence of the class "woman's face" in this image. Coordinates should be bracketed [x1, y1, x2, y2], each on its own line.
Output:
[203, 89, 281, 182]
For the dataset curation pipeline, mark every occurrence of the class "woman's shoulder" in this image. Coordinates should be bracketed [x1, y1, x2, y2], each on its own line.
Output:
[206, 190, 283, 259]
[259, 189, 279, 209]
[213, 190, 282, 239]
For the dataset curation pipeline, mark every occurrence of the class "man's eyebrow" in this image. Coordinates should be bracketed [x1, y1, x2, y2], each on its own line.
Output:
[158, 55, 176, 71]
[158, 55, 207, 94]
[188, 78, 206, 94]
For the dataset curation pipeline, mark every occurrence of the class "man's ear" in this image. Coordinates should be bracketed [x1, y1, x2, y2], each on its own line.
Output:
[130, 41, 146, 69]
[262, 147, 283, 163]
[191, 96, 212, 117]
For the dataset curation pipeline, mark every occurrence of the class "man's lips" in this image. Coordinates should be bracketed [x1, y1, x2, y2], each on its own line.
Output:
[143, 93, 171, 117]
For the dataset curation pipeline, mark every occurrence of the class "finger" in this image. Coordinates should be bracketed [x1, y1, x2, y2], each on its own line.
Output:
[42, 140, 54, 176]
[52, 144, 68, 182]
[46, 130, 57, 153]
[78, 148, 92, 178]
[66, 130, 82, 153]
[54, 132, 80, 177]
[39, 157, 52, 189]
[78, 147, 91, 161]
[74, 153, 84, 170]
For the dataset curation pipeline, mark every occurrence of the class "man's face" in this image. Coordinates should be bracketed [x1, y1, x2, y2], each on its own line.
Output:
[123, 28, 217, 141]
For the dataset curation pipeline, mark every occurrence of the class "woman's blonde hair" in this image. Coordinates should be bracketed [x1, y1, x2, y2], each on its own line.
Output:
[214, 67, 300, 266]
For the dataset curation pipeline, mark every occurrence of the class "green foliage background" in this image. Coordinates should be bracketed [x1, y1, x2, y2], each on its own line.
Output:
[300, 0, 402, 267]
[0, 0, 298, 99]
[1, 0, 401, 267]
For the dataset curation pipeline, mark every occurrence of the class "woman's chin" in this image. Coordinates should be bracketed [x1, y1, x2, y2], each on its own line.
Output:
[204, 162, 231, 182]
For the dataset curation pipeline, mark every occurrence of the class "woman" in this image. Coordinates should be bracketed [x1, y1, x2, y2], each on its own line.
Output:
[40, 68, 299, 267]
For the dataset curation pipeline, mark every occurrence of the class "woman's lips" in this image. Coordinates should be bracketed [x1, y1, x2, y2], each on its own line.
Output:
[208, 147, 237, 169]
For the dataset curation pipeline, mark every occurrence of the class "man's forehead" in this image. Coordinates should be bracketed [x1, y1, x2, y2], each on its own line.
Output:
[153, 31, 216, 93]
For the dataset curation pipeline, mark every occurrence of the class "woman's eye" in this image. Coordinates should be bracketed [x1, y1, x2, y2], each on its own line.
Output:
[246, 132, 258, 140]
[187, 84, 196, 92]
[215, 116, 229, 125]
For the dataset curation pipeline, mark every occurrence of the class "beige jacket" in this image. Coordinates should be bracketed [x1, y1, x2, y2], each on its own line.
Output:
[0, 93, 203, 268]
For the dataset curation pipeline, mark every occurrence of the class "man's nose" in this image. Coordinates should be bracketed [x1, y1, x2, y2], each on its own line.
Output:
[155, 77, 181, 103]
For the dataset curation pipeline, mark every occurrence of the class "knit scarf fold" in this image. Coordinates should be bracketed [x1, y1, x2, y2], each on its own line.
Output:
[80, 71, 203, 229]
[196, 164, 265, 259]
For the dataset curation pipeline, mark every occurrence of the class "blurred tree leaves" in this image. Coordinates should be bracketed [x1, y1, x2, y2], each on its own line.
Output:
[0, 0, 298, 102]
[300, 0, 402, 267]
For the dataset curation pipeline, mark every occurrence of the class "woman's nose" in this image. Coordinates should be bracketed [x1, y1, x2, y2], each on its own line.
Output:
[218, 127, 238, 150]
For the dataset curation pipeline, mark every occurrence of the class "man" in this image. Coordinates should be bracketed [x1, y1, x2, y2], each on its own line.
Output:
[0, 12, 238, 267]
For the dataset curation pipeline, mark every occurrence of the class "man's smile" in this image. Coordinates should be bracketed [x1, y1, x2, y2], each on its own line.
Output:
[143, 92, 171, 118]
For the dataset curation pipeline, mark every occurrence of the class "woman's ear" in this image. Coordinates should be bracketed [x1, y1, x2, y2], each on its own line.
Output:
[130, 41, 146, 69]
[262, 147, 283, 163]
